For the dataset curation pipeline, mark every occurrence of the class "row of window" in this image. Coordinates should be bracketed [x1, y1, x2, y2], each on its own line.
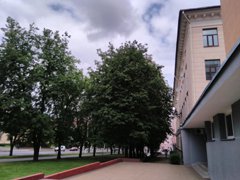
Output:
[209, 114, 234, 141]
[202, 28, 221, 80]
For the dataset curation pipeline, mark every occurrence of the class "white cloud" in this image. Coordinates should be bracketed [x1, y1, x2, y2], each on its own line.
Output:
[0, 0, 220, 87]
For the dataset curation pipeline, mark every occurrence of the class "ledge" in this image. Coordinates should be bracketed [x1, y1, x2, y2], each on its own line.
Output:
[16, 158, 140, 180]
[14, 173, 44, 180]
[221, 137, 235, 141]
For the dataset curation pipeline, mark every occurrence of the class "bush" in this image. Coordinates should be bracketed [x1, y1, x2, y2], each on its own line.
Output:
[170, 153, 181, 165]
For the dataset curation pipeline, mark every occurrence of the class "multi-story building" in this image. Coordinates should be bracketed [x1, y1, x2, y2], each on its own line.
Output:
[174, 5, 226, 159]
[174, 2, 240, 180]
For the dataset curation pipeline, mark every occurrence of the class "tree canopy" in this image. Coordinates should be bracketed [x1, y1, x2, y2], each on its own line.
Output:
[0, 18, 172, 160]
[87, 41, 172, 158]
[0, 17, 86, 160]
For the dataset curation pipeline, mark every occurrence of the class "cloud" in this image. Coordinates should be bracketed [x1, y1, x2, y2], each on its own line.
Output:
[72, 0, 138, 41]
[0, 0, 220, 87]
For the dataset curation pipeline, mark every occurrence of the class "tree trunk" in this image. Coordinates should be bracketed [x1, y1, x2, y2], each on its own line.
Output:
[133, 147, 136, 158]
[118, 146, 121, 155]
[129, 145, 133, 158]
[79, 143, 83, 158]
[110, 146, 113, 155]
[140, 147, 144, 158]
[93, 145, 96, 157]
[124, 146, 128, 157]
[33, 142, 40, 161]
[136, 147, 140, 158]
[57, 143, 61, 159]
[150, 147, 154, 158]
[9, 136, 14, 156]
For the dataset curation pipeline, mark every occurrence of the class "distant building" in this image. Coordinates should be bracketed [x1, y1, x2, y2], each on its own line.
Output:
[174, 3, 240, 180]
[0, 133, 9, 144]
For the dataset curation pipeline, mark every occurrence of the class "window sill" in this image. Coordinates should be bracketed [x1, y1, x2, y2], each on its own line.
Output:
[204, 45, 219, 48]
[207, 139, 215, 142]
[220, 137, 235, 141]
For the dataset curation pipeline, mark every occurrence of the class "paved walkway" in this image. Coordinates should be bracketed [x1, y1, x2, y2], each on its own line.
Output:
[65, 162, 203, 180]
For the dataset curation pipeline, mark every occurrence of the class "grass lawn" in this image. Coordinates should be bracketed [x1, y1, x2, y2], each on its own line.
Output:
[0, 155, 122, 180]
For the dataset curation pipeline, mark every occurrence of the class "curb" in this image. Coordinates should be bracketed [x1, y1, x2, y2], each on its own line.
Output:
[15, 158, 139, 180]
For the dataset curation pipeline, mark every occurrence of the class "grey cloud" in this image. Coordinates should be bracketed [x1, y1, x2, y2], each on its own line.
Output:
[72, 0, 138, 41]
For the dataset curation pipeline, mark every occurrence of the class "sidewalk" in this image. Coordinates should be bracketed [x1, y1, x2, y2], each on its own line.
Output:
[65, 162, 203, 180]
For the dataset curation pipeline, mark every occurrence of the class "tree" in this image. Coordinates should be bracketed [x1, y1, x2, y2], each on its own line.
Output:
[29, 28, 81, 160]
[51, 71, 85, 159]
[0, 17, 87, 161]
[70, 78, 91, 158]
[88, 41, 172, 158]
[0, 17, 36, 156]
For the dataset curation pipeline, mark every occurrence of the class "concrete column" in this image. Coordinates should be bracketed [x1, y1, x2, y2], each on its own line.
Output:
[232, 99, 240, 137]
[181, 129, 207, 165]
[213, 113, 226, 140]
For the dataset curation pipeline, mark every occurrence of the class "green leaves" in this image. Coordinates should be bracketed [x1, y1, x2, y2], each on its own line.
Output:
[0, 17, 86, 160]
[88, 41, 172, 153]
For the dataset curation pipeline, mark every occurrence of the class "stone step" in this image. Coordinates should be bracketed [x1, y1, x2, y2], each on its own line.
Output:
[192, 162, 210, 179]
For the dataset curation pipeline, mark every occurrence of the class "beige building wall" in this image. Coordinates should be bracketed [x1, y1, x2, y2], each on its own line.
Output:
[174, 7, 226, 145]
[191, 20, 226, 103]
[221, 0, 240, 54]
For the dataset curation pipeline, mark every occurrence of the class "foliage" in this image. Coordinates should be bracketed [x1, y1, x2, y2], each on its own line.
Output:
[170, 152, 181, 165]
[0, 17, 86, 160]
[87, 41, 172, 158]
[0, 17, 172, 160]
[0, 17, 36, 156]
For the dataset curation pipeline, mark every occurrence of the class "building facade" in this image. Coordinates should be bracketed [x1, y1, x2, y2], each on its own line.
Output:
[174, 6, 226, 155]
[221, 0, 240, 54]
[174, 3, 240, 180]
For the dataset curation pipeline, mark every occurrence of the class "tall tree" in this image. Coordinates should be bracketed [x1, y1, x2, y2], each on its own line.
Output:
[0, 17, 35, 156]
[88, 41, 172, 158]
[70, 78, 90, 158]
[0, 17, 86, 161]
[29, 28, 79, 160]
[51, 71, 85, 159]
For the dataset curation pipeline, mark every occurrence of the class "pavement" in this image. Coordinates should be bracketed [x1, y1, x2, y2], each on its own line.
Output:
[64, 162, 204, 180]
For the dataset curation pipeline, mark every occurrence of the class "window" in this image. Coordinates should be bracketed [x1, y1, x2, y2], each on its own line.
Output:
[203, 28, 219, 47]
[205, 59, 220, 80]
[226, 115, 234, 138]
[211, 122, 215, 140]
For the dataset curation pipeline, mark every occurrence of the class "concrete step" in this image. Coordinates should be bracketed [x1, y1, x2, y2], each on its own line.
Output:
[192, 162, 210, 179]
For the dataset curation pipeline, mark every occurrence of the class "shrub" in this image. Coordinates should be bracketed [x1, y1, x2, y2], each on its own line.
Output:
[170, 153, 181, 165]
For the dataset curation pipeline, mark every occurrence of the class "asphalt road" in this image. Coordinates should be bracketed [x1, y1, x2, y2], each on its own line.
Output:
[0, 147, 110, 162]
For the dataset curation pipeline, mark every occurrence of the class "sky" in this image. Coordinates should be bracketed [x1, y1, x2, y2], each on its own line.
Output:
[0, 0, 220, 87]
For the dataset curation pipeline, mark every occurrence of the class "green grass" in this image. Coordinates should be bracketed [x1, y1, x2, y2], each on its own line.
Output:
[0, 155, 122, 180]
